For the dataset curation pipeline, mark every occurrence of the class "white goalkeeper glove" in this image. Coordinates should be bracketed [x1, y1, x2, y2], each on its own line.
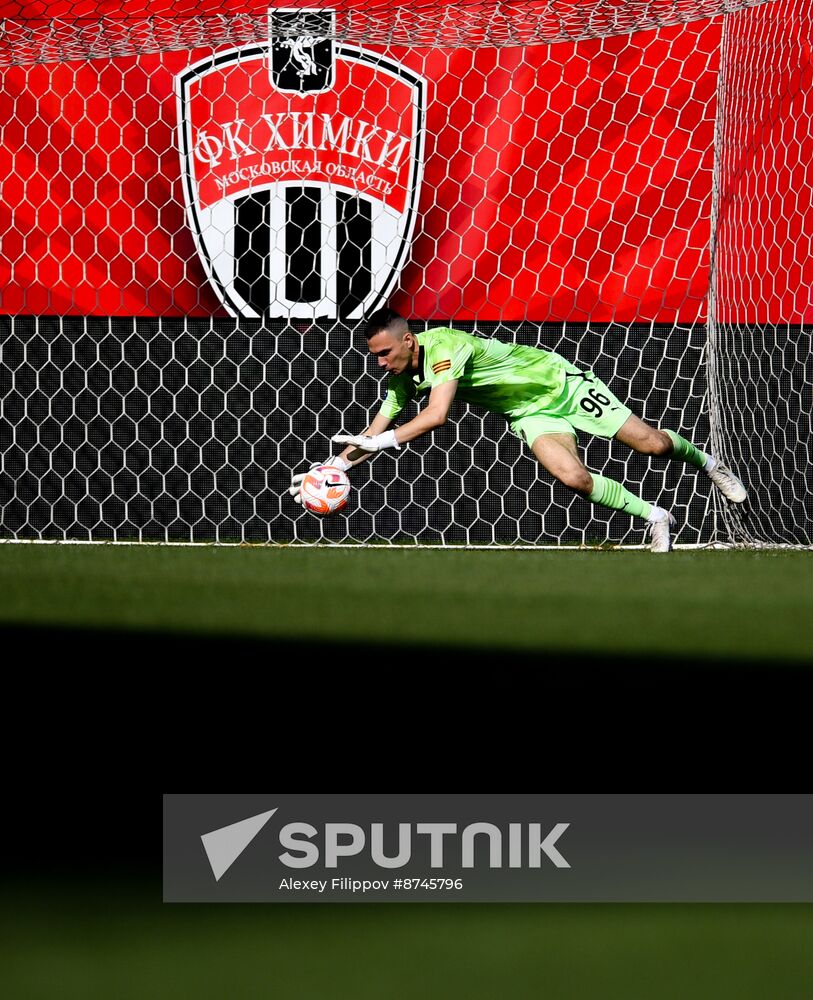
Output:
[288, 455, 351, 505]
[331, 430, 401, 453]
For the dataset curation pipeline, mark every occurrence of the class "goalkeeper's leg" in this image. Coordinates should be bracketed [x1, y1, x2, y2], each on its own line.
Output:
[531, 433, 674, 552]
[614, 415, 747, 503]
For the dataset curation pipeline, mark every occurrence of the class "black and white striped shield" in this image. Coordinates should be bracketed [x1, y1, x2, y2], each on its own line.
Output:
[175, 9, 425, 320]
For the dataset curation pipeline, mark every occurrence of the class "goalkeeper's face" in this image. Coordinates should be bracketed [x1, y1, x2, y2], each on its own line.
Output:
[368, 329, 416, 376]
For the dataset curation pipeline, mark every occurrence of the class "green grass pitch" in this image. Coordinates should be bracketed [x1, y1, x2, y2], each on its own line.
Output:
[3, 885, 813, 1000]
[2, 543, 811, 662]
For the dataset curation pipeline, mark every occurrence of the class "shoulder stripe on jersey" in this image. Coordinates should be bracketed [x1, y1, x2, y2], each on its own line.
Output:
[432, 360, 452, 374]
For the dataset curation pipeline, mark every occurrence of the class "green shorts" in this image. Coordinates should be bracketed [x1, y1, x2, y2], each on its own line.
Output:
[510, 369, 632, 446]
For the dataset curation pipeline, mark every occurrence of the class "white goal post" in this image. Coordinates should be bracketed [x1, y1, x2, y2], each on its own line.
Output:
[0, 0, 811, 547]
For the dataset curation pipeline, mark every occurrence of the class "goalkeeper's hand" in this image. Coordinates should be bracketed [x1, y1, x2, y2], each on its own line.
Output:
[288, 456, 351, 505]
[331, 430, 401, 453]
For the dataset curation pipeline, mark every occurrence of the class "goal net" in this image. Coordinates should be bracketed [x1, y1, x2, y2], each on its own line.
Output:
[1, 0, 810, 546]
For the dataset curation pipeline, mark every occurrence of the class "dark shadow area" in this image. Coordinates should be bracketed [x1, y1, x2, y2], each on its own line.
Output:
[4, 623, 808, 800]
[7, 622, 809, 679]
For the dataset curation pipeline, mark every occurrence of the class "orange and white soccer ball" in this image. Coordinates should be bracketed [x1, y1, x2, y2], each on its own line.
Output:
[300, 465, 351, 515]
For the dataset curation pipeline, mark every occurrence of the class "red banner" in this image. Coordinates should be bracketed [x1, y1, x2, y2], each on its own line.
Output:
[0, 20, 725, 321]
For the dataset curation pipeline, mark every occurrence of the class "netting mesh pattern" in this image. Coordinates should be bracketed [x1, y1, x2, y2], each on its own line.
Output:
[0, 0, 776, 64]
[708, 0, 813, 544]
[0, 317, 712, 544]
[0, 0, 811, 547]
[710, 327, 812, 544]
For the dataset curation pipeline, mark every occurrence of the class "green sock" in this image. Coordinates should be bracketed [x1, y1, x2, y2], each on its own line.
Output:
[665, 429, 709, 469]
[588, 474, 652, 520]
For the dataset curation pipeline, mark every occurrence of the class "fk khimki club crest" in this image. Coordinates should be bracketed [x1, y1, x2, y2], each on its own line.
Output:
[174, 9, 426, 320]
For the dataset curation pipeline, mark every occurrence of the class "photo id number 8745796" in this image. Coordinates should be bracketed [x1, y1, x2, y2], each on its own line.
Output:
[393, 878, 464, 890]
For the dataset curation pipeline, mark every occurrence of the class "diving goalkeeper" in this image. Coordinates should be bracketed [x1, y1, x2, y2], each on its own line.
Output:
[289, 308, 746, 552]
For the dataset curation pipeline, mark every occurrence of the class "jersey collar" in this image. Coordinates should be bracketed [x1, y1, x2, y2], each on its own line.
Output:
[415, 343, 425, 384]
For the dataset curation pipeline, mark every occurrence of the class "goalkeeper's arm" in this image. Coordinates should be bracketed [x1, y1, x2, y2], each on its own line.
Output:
[336, 411, 397, 467]
[290, 383, 457, 505]
[288, 411, 394, 506]
[334, 382, 458, 458]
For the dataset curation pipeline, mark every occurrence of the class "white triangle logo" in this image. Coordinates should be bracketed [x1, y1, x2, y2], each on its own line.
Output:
[201, 807, 277, 881]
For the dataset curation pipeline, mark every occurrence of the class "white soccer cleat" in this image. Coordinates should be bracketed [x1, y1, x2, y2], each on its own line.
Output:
[705, 461, 747, 503]
[647, 508, 676, 554]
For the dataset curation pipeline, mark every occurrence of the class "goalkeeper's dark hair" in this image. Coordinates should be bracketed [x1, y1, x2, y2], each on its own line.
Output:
[364, 307, 408, 339]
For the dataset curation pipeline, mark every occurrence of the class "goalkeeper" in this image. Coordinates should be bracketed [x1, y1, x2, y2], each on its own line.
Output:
[289, 308, 746, 552]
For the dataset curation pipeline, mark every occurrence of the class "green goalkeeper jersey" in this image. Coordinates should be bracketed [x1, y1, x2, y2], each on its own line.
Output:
[379, 327, 572, 420]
